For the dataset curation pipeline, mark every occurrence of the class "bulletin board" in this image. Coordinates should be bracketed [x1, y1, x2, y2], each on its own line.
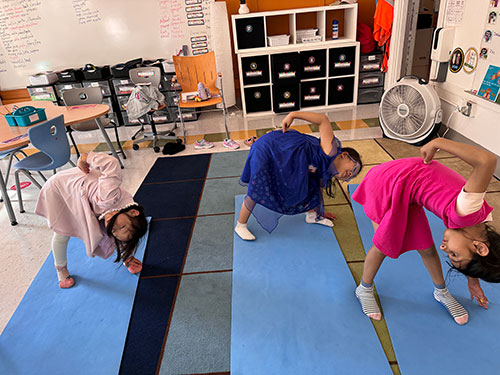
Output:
[0, 0, 216, 89]
[443, 0, 500, 103]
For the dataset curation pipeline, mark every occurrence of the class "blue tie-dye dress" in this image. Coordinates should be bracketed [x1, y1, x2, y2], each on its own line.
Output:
[239, 130, 341, 233]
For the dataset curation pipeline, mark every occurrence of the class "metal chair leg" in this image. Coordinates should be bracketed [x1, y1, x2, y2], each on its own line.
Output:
[177, 101, 187, 144]
[14, 170, 24, 213]
[66, 128, 80, 158]
[111, 121, 126, 159]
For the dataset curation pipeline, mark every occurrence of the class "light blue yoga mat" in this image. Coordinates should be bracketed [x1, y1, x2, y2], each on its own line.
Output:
[0, 219, 150, 375]
[231, 195, 391, 375]
[348, 184, 500, 375]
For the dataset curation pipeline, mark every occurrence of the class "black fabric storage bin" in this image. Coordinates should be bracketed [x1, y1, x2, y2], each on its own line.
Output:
[82, 64, 111, 80]
[329, 47, 356, 77]
[359, 71, 384, 89]
[271, 52, 300, 84]
[142, 59, 166, 75]
[358, 87, 384, 104]
[273, 84, 300, 113]
[57, 69, 84, 83]
[242, 55, 270, 85]
[301, 80, 326, 108]
[244, 85, 271, 113]
[328, 77, 354, 105]
[235, 17, 266, 50]
[111, 58, 142, 78]
[300, 50, 327, 80]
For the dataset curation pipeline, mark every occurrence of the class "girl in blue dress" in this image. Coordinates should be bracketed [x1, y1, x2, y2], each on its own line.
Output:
[235, 111, 362, 240]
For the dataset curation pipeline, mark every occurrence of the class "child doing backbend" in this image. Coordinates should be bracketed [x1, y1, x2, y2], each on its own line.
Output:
[35, 152, 148, 288]
[235, 111, 362, 240]
[353, 138, 500, 325]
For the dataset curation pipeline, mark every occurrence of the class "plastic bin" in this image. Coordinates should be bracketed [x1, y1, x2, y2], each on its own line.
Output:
[5, 106, 47, 127]
[267, 34, 290, 47]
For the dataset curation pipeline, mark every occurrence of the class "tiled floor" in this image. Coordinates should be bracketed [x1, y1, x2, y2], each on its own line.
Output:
[2, 103, 500, 374]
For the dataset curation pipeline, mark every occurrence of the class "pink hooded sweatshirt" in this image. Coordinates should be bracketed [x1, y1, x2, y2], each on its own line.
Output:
[35, 152, 135, 259]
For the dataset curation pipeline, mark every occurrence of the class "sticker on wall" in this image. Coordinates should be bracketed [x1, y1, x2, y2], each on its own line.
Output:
[449, 47, 464, 73]
[491, 0, 499, 8]
[489, 11, 497, 24]
[484, 30, 493, 43]
[463, 48, 478, 73]
[480, 47, 489, 59]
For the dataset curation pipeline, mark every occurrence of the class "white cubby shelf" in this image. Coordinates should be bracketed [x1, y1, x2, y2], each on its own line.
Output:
[232, 4, 360, 117]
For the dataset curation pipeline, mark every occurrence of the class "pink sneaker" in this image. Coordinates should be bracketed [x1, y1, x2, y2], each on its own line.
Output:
[223, 138, 240, 150]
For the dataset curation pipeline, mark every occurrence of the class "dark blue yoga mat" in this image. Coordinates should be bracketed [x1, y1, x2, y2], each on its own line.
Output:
[349, 184, 500, 375]
[231, 195, 391, 375]
[0, 219, 151, 375]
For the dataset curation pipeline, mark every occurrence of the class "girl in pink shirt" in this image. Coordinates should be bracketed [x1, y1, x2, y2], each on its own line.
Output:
[35, 152, 148, 288]
[352, 138, 500, 325]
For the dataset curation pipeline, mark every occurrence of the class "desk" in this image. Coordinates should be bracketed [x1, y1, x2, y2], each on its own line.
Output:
[0, 101, 123, 225]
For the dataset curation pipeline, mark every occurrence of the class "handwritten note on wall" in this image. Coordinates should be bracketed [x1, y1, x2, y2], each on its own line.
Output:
[0, 0, 42, 70]
[72, 0, 102, 25]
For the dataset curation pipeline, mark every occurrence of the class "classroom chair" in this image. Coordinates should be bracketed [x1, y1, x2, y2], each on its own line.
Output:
[173, 51, 233, 145]
[13, 115, 72, 213]
[129, 67, 177, 153]
[0, 145, 28, 202]
[62, 87, 126, 159]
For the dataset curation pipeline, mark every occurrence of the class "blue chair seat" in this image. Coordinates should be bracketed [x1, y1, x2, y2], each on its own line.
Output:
[14, 152, 53, 171]
[0, 145, 27, 158]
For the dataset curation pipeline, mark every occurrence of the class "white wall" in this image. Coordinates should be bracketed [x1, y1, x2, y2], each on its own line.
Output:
[432, 0, 500, 156]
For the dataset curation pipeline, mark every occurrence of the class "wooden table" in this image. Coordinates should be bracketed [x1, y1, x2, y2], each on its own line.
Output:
[0, 101, 123, 225]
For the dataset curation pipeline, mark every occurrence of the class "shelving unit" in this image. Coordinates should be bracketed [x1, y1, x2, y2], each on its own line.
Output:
[232, 4, 360, 117]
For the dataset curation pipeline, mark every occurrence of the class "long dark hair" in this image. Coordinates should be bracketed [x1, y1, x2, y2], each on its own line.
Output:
[324, 147, 363, 199]
[106, 204, 148, 264]
[454, 223, 500, 283]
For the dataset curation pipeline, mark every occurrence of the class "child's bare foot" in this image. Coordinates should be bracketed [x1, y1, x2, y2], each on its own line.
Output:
[124, 257, 142, 274]
[55, 265, 75, 289]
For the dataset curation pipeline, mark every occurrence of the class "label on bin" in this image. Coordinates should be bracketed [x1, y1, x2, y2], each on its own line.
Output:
[246, 70, 262, 77]
[304, 66, 321, 72]
[278, 71, 296, 78]
[29, 113, 39, 122]
[279, 102, 295, 108]
[304, 95, 321, 101]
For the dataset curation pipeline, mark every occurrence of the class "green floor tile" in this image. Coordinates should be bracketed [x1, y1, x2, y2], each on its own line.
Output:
[93, 141, 126, 153]
[363, 118, 381, 127]
[204, 132, 226, 143]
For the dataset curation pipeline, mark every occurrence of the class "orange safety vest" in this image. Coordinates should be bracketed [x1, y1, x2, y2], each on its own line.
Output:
[373, 0, 394, 72]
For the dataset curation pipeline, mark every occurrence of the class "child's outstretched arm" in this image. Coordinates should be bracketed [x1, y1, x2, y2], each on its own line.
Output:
[282, 111, 334, 154]
[420, 138, 497, 193]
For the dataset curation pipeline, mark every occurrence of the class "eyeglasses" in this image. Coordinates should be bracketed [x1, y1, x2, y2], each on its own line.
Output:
[344, 155, 360, 182]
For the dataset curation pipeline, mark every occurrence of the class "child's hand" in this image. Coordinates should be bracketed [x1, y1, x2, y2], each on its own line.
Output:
[468, 277, 489, 309]
[282, 112, 295, 133]
[78, 153, 90, 174]
[420, 139, 439, 164]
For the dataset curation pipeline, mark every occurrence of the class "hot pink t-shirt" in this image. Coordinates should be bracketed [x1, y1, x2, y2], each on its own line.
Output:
[352, 158, 493, 258]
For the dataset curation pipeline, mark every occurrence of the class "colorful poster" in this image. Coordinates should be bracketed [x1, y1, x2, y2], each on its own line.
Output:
[478, 65, 500, 100]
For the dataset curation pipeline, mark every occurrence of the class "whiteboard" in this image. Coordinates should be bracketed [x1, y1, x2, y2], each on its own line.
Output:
[0, 0, 216, 89]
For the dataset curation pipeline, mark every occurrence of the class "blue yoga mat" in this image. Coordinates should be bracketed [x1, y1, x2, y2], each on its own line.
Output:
[231, 195, 391, 375]
[348, 184, 500, 375]
[0, 219, 151, 375]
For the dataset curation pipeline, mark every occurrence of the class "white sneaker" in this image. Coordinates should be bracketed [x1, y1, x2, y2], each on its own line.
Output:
[305, 212, 334, 227]
[194, 139, 214, 149]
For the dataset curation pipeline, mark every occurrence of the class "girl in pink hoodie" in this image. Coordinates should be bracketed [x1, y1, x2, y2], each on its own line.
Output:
[35, 152, 148, 288]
